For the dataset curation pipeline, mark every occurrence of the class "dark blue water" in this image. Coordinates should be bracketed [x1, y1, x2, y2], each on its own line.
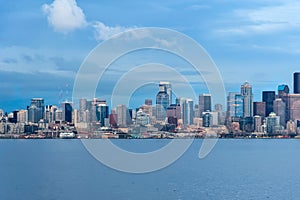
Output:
[1, 139, 300, 200]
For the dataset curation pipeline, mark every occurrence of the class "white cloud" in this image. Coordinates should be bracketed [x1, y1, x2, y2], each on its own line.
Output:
[217, 1, 300, 36]
[92, 21, 134, 41]
[42, 0, 87, 33]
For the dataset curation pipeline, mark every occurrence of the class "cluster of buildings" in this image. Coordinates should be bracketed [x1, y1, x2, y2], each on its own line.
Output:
[226, 72, 300, 136]
[1, 73, 300, 138]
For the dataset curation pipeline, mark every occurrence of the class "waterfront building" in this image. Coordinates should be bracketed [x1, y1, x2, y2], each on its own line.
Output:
[199, 94, 211, 117]
[266, 112, 280, 134]
[254, 115, 262, 132]
[241, 81, 253, 117]
[263, 91, 276, 116]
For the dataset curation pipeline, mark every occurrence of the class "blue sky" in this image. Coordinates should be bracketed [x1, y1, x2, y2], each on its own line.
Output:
[1, 0, 300, 112]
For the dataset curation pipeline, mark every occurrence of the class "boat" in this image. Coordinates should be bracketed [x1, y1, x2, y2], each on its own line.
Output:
[59, 132, 75, 139]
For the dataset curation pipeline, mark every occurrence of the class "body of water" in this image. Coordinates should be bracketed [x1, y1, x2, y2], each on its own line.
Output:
[1, 139, 300, 200]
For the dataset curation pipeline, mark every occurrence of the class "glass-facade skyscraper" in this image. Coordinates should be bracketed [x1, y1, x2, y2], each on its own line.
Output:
[294, 72, 300, 94]
[263, 91, 276, 116]
[241, 81, 253, 117]
[28, 98, 44, 123]
[199, 94, 211, 117]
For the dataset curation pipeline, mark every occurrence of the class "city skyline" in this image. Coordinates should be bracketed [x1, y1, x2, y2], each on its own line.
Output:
[1, 0, 300, 111]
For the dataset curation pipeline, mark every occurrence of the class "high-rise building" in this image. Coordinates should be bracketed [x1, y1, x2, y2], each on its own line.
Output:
[294, 72, 300, 94]
[226, 92, 244, 118]
[266, 112, 280, 134]
[116, 104, 129, 127]
[241, 81, 253, 117]
[159, 82, 172, 105]
[278, 84, 290, 98]
[156, 84, 170, 121]
[61, 101, 73, 123]
[253, 102, 266, 117]
[184, 99, 194, 125]
[278, 84, 289, 121]
[273, 98, 286, 127]
[263, 91, 275, 116]
[199, 94, 211, 117]
[96, 103, 109, 127]
[28, 98, 44, 123]
[288, 94, 300, 121]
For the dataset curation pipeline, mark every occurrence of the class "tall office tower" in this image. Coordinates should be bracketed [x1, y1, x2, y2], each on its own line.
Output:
[294, 72, 300, 94]
[199, 94, 211, 117]
[176, 97, 186, 124]
[263, 91, 276, 116]
[28, 98, 45, 123]
[61, 101, 73, 123]
[278, 84, 289, 121]
[241, 81, 253, 117]
[266, 112, 280, 134]
[145, 99, 153, 106]
[288, 94, 300, 121]
[159, 82, 172, 105]
[226, 92, 244, 118]
[273, 98, 286, 127]
[96, 103, 109, 127]
[116, 104, 129, 127]
[79, 98, 87, 112]
[253, 102, 266, 117]
[89, 98, 106, 122]
[184, 99, 194, 125]
[156, 84, 169, 121]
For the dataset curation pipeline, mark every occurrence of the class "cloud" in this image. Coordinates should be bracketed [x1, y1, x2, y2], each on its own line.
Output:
[42, 0, 87, 33]
[92, 21, 135, 41]
[0, 46, 77, 78]
[216, 1, 300, 36]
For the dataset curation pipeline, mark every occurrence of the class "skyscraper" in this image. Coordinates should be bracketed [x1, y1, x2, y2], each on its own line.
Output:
[159, 82, 172, 105]
[184, 99, 194, 125]
[28, 98, 44, 123]
[273, 98, 286, 127]
[116, 104, 129, 127]
[263, 91, 275, 116]
[156, 83, 170, 121]
[294, 72, 300, 94]
[253, 102, 266, 117]
[61, 101, 73, 123]
[288, 94, 300, 121]
[96, 103, 109, 127]
[199, 94, 211, 117]
[241, 81, 253, 117]
[226, 92, 243, 118]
